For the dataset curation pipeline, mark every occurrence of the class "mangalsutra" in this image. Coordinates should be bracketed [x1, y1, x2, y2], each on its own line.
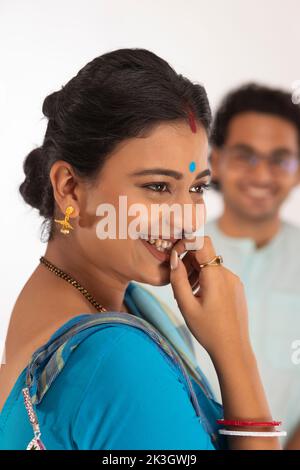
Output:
[39, 256, 107, 313]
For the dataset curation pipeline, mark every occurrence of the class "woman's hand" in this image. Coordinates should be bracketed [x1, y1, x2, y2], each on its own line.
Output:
[169, 235, 281, 450]
[170, 236, 281, 450]
[169, 235, 253, 361]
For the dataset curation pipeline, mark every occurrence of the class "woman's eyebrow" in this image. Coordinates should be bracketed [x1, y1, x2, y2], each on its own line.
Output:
[129, 168, 211, 180]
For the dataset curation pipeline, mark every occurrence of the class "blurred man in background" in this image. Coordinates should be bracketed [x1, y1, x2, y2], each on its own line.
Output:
[206, 83, 300, 449]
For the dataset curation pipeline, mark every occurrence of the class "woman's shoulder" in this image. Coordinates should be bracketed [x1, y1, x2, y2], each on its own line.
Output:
[65, 321, 213, 450]
[31, 318, 215, 450]
[65, 320, 181, 379]
[43, 318, 184, 410]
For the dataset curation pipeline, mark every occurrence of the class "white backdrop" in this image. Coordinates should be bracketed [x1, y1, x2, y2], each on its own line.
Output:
[1, 0, 300, 374]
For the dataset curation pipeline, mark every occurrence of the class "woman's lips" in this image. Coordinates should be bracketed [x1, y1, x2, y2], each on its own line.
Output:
[140, 238, 172, 263]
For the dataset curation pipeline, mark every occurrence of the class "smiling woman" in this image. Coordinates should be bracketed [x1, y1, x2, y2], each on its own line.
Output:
[0, 48, 281, 451]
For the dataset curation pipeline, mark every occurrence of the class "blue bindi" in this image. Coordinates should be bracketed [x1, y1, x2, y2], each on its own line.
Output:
[189, 161, 196, 172]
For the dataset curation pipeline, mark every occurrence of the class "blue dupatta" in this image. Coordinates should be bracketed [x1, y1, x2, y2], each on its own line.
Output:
[22, 281, 226, 450]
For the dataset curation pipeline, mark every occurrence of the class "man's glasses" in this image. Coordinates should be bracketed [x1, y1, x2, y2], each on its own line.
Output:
[221, 145, 300, 176]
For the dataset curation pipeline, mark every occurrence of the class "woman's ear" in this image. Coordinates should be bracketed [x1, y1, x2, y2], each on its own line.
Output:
[49, 160, 80, 217]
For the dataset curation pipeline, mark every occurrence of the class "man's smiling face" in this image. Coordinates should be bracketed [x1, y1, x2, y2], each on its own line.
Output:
[211, 112, 300, 222]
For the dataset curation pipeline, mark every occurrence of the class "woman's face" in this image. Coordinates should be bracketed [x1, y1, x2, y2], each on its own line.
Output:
[75, 120, 210, 286]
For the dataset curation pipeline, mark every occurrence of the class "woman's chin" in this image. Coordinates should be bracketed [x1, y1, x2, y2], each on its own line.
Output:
[135, 263, 171, 286]
[132, 238, 173, 286]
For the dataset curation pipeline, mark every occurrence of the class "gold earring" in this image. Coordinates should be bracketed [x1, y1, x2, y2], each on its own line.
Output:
[54, 205, 75, 234]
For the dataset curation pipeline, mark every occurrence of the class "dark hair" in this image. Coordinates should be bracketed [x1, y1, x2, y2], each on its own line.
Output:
[19, 48, 212, 242]
[210, 82, 300, 190]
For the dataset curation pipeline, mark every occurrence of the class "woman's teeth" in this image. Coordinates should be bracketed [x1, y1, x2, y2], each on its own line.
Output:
[146, 238, 173, 252]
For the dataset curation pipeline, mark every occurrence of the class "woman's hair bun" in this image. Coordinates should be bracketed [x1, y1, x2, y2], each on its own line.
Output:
[42, 90, 61, 120]
[19, 146, 51, 216]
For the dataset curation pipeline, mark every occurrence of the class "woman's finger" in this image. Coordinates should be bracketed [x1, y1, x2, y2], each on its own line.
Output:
[169, 249, 199, 315]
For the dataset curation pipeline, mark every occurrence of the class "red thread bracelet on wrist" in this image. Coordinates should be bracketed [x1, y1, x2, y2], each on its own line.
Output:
[216, 419, 282, 427]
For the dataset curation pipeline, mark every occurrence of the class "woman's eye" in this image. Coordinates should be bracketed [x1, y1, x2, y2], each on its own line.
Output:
[142, 182, 212, 194]
[143, 183, 169, 192]
[190, 182, 212, 194]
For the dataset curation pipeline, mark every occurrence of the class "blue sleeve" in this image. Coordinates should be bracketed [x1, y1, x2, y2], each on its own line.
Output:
[71, 326, 215, 450]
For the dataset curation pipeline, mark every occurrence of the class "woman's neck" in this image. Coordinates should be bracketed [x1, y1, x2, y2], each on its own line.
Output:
[43, 239, 129, 313]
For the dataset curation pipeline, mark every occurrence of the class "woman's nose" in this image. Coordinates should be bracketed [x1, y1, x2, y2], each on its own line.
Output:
[172, 195, 206, 237]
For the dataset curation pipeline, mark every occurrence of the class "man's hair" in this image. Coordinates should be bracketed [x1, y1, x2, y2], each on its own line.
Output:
[209, 82, 300, 190]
